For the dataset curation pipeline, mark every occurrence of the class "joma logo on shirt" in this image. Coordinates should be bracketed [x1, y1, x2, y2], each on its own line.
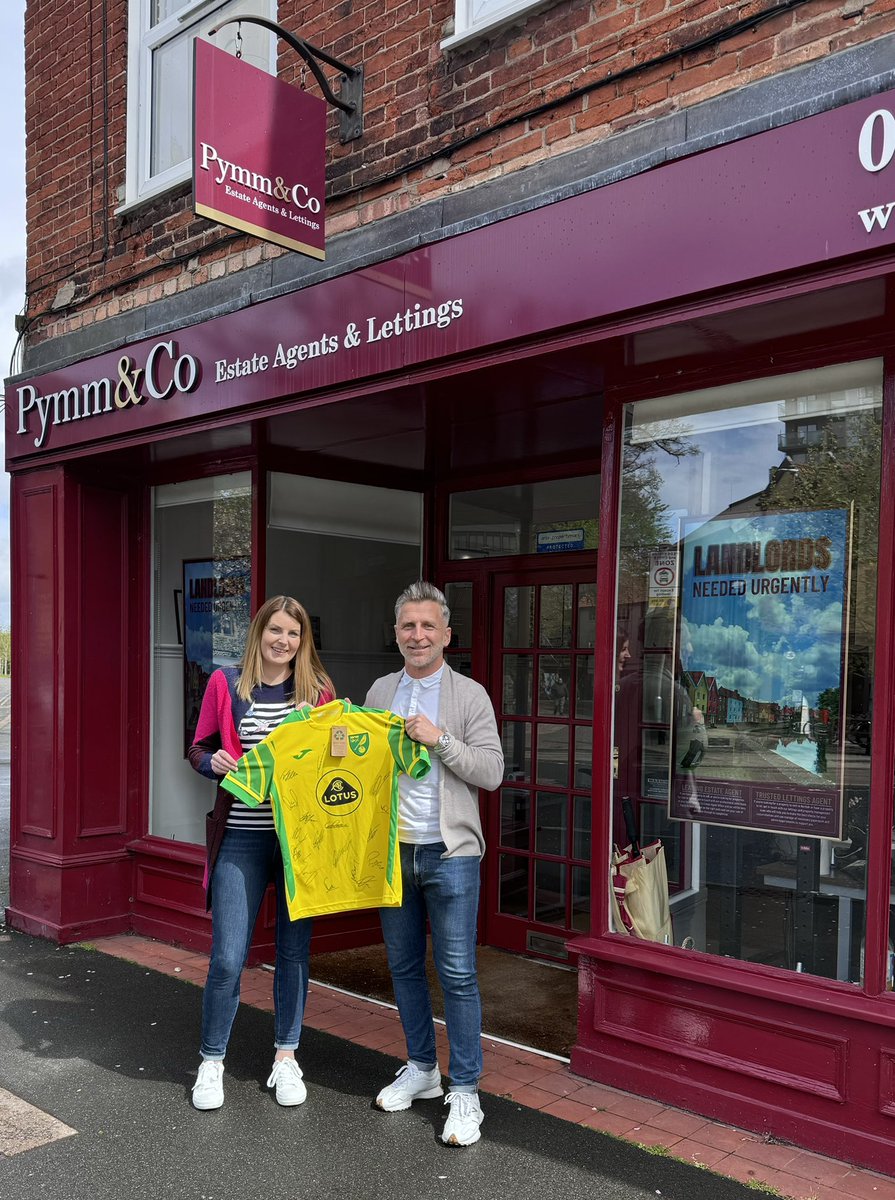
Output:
[317, 769, 364, 815]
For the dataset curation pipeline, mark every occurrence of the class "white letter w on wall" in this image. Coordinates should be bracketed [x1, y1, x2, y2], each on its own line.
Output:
[859, 203, 895, 231]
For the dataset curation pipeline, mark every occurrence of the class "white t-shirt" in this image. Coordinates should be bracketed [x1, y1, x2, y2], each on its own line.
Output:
[391, 666, 443, 843]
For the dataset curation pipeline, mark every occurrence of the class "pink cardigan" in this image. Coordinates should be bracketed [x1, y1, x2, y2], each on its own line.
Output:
[193, 667, 244, 763]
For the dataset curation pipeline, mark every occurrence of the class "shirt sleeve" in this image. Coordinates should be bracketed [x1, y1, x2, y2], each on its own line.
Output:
[220, 739, 276, 807]
[388, 713, 431, 780]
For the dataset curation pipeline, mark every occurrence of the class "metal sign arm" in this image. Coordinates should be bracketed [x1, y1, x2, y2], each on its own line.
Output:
[209, 14, 364, 142]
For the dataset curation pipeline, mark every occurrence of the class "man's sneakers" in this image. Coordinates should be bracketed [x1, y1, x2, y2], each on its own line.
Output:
[375, 1061, 444, 1111]
[191, 1059, 224, 1110]
[266, 1057, 307, 1106]
[441, 1091, 484, 1146]
[375, 1064, 482, 1145]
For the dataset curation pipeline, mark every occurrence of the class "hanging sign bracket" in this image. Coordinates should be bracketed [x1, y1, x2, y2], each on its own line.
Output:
[209, 15, 364, 142]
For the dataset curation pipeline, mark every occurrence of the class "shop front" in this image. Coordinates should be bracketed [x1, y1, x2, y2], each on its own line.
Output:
[9, 84, 895, 1170]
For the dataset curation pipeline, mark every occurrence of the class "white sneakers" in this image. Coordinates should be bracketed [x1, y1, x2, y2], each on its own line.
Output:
[441, 1091, 484, 1146]
[375, 1061, 444, 1111]
[192, 1054, 482, 1144]
[191, 1059, 224, 1110]
[192, 1056, 306, 1109]
[375, 1062, 483, 1146]
[266, 1057, 307, 1106]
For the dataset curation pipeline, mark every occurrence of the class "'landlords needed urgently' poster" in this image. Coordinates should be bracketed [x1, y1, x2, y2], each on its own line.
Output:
[671, 507, 850, 839]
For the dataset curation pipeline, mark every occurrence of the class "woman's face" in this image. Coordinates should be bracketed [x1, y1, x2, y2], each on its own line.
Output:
[616, 638, 631, 678]
[260, 612, 301, 671]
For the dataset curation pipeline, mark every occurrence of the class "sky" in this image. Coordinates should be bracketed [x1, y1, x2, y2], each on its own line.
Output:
[0, 0, 25, 629]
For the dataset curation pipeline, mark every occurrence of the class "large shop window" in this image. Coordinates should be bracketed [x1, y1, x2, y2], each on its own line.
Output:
[125, 0, 275, 207]
[150, 472, 252, 842]
[613, 361, 882, 983]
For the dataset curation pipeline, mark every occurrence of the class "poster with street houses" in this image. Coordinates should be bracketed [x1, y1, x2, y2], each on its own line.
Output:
[669, 507, 851, 839]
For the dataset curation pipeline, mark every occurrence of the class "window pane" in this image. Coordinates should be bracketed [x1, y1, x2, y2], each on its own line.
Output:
[151, 0, 180, 23]
[536, 723, 568, 786]
[501, 788, 530, 849]
[534, 859, 567, 925]
[499, 854, 528, 917]
[573, 795, 591, 859]
[572, 865, 590, 931]
[577, 584, 596, 647]
[574, 725, 593, 790]
[449, 476, 599, 559]
[535, 792, 567, 856]
[503, 655, 533, 715]
[575, 654, 594, 720]
[445, 582, 472, 648]
[502, 722, 531, 781]
[151, 34, 190, 175]
[503, 586, 534, 647]
[613, 360, 882, 980]
[538, 655, 570, 716]
[540, 584, 572, 647]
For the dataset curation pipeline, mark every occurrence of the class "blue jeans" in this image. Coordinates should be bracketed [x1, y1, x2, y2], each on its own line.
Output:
[379, 841, 482, 1091]
[201, 828, 313, 1060]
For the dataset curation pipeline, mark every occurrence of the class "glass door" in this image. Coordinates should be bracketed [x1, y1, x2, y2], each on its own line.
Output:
[484, 567, 597, 959]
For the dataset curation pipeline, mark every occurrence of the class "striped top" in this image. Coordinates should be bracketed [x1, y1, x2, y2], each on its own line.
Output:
[226, 682, 295, 830]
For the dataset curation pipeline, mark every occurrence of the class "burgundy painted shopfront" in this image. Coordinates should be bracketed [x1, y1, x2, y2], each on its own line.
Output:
[10, 87, 895, 1172]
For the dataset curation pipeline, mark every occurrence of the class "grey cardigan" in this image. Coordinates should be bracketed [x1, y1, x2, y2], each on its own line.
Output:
[364, 663, 504, 858]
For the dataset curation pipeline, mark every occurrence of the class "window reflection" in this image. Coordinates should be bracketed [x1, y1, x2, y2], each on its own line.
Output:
[613, 360, 882, 983]
[449, 476, 599, 559]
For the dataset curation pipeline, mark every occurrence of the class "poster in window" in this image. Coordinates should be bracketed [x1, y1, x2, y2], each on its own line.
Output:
[669, 507, 850, 839]
[182, 558, 252, 756]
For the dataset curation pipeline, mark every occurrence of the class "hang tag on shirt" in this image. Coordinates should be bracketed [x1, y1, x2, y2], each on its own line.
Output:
[331, 724, 348, 756]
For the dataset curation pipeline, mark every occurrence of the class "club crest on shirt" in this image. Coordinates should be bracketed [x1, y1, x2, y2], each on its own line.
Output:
[348, 732, 370, 757]
[317, 769, 363, 815]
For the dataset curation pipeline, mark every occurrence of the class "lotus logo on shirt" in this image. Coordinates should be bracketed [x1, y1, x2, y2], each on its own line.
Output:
[317, 770, 363, 814]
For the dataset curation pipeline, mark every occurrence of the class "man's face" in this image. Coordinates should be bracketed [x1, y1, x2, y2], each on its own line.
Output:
[395, 601, 451, 678]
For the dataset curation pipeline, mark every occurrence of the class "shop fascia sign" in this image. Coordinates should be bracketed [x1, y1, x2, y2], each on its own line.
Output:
[14, 296, 466, 450]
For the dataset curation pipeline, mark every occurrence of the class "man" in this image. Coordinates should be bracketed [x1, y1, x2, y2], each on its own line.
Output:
[365, 580, 504, 1146]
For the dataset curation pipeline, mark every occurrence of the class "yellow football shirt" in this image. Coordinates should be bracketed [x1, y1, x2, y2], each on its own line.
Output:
[221, 699, 430, 920]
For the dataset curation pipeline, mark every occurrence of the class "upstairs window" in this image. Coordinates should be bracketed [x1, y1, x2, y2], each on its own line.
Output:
[441, 0, 546, 50]
[125, 0, 275, 208]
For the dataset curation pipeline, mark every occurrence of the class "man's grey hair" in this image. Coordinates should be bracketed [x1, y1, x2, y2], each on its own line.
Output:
[394, 580, 451, 624]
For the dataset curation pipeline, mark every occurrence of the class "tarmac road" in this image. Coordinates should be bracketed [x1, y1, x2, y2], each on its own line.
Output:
[0, 931, 777, 1200]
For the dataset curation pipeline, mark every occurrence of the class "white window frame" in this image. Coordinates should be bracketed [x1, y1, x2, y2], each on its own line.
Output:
[441, 0, 550, 51]
[123, 0, 276, 211]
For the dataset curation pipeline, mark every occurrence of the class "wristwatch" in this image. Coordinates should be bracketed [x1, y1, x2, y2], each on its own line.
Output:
[435, 731, 454, 754]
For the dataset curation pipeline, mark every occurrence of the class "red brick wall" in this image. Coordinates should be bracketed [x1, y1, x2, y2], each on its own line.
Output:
[24, 0, 895, 348]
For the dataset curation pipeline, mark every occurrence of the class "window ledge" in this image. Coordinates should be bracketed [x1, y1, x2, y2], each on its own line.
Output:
[116, 171, 192, 218]
[440, 0, 550, 52]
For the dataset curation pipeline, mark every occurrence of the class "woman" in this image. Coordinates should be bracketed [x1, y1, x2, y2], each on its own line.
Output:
[187, 595, 334, 1111]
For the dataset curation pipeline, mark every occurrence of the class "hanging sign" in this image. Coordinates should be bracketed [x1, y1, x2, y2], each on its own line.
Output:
[193, 38, 326, 259]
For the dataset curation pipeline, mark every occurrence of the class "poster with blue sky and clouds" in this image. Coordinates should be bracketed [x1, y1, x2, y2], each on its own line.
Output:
[670, 506, 850, 837]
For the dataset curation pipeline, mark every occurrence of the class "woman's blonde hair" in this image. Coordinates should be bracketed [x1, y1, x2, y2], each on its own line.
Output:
[237, 595, 334, 705]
